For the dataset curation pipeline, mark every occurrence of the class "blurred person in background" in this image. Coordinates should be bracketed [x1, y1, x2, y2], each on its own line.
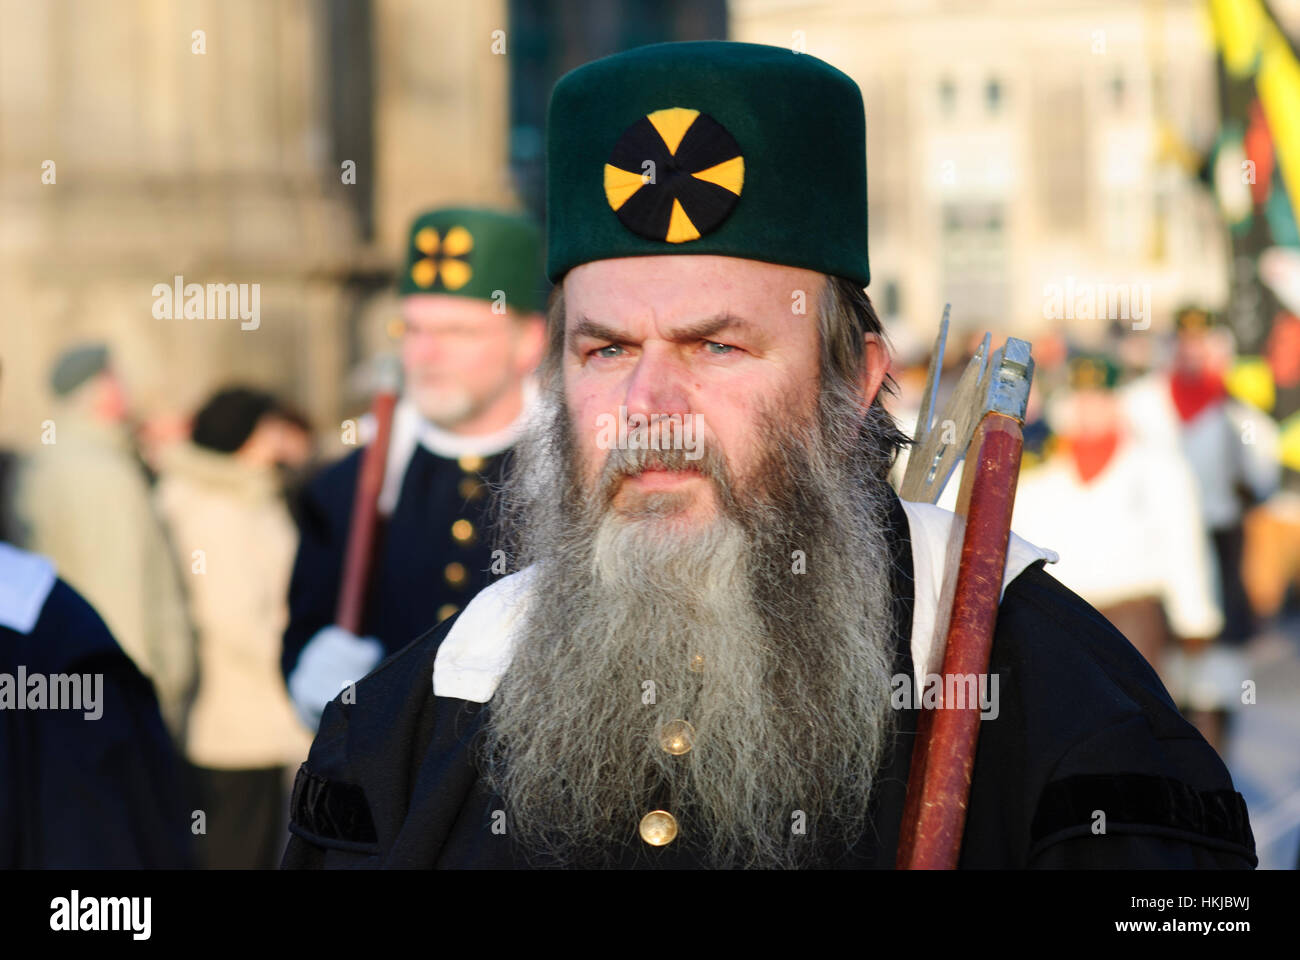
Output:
[1226, 312, 1300, 625]
[282, 208, 545, 731]
[135, 409, 195, 485]
[154, 386, 314, 869]
[0, 359, 191, 868]
[11, 342, 195, 743]
[269, 404, 317, 528]
[1122, 307, 1281, 649]
[1012, 353, 1238, 753]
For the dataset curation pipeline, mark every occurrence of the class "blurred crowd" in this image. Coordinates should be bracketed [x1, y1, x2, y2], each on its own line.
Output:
[0, 349, 319, 868]
[889, 305, 1300, 757]
[3, 294, 1298, 868]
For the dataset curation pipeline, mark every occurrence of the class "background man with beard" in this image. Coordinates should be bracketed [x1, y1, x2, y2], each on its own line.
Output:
[283, 42, 1256, 869]
[282, 208, 544, 730]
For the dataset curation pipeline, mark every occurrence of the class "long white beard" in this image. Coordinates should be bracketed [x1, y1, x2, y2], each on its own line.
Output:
[484, 380, 900, 868]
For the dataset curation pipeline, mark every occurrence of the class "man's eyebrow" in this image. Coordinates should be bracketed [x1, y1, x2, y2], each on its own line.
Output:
[569, 317, 626, 347]
[568, 312, 760, 348]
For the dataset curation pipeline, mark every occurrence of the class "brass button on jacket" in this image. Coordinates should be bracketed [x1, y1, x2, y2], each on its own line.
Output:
[659, 719, 695, 756]
[451, 518, 476, 545]
[638, 810, 678, 846]
[444, 562, 468, 588]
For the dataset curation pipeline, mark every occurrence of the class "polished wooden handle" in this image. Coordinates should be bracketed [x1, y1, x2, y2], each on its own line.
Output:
[335, 390, 398, 634]
[896, 413, 1024, 869]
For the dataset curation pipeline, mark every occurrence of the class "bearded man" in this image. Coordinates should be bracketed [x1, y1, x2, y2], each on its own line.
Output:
[282, 208, 545, 730]
[282, 42, 1254, 869]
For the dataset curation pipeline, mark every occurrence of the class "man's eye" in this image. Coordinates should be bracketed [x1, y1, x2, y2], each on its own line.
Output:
[592, 344, 624, 359]
[705, 341, 738, 355]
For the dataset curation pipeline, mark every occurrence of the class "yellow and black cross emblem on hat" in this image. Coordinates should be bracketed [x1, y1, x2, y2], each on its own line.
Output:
[410, 225, 474, 291]
[603, 107, 744, 243]
[1176, 308, 1211, 334]
[1068, 355, 1116, 391]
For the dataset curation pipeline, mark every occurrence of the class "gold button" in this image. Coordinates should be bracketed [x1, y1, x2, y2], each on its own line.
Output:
[638, 810, 678, 846]
[660, 719, 695, 756]
[444, 562, 467, 588]
[689, 654, 705, 673]
[436, 603, 459, 622]
[458, 454, 485, 473]
[451, 518, 476, 545]
[459, 477, 484, 501]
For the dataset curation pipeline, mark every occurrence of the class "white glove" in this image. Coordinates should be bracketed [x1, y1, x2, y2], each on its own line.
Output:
[288, 625, 385, 732]
[1161, 645, 1250, 713]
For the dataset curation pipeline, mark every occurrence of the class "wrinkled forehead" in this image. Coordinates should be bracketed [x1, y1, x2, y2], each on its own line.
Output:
[561, 254, 825, 340]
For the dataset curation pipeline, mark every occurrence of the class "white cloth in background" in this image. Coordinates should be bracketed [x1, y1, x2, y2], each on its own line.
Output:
[1011, 442, 1224, 640]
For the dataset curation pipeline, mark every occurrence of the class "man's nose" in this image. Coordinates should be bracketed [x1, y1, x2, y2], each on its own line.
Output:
[621, 343, 691, 418]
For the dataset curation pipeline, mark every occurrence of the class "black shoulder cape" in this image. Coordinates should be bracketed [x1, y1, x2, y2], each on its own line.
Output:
[1, 578, 192, 867]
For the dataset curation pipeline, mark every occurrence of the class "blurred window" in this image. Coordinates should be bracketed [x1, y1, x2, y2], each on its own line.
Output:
[940, 76, 957, 117]
[986, 77, 1003, 114]
[941, 202, 1009, 325]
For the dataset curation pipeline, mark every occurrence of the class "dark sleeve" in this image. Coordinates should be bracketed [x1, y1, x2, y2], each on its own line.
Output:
[1030, 835, 1254, 868]
[1025, 717, 1256, 869]
[281, 455, 358, 682]
[989, 566, 1257, 869]
[282, 621, 457, 869]
[281, 695, 381, 868]
[2, 581, 193, 868]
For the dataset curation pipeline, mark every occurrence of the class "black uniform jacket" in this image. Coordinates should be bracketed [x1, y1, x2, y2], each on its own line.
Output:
[282, 492, 1257, 869]
[281, 444, 509, 680]
[1, 576, 192, 868]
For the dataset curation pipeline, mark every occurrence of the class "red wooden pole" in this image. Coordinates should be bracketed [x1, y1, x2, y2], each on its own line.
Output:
[334, 388, 398, 635]
[896, 413, 1025, 869]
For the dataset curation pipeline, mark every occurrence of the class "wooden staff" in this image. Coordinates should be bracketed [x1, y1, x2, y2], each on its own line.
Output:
[334, 356, 402, 634]
[896, 330, 1034, 869]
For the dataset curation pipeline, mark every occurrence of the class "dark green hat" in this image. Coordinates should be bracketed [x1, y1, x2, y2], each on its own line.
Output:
[1067, 353, 1120, 392]
[546, 41, 870, 285]
[400, 207, 542, 314]
[50, 342, 109, 397]
[1174, 305, 1215, 334]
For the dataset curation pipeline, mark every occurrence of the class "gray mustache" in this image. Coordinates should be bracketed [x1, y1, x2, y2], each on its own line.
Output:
[596, 443, 730, 500]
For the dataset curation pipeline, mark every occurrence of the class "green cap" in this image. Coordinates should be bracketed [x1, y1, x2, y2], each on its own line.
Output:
[546, 41, 870, 286]
[1174, 305, 1215, 334]
[50, 343, 109, 397]
[1067, 353, 1121, 391]
[399, 207, 543, 314]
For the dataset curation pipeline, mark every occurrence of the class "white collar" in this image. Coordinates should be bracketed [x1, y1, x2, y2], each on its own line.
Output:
[897, 499, 1058, 679]
[416, 377, 537, 460]
[0, 542, 58, 635]
[375, 379, 537, 515]
[432, 501, 1059, 702]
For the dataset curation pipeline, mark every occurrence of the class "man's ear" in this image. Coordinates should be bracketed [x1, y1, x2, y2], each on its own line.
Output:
[858, 333, 891, 411]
